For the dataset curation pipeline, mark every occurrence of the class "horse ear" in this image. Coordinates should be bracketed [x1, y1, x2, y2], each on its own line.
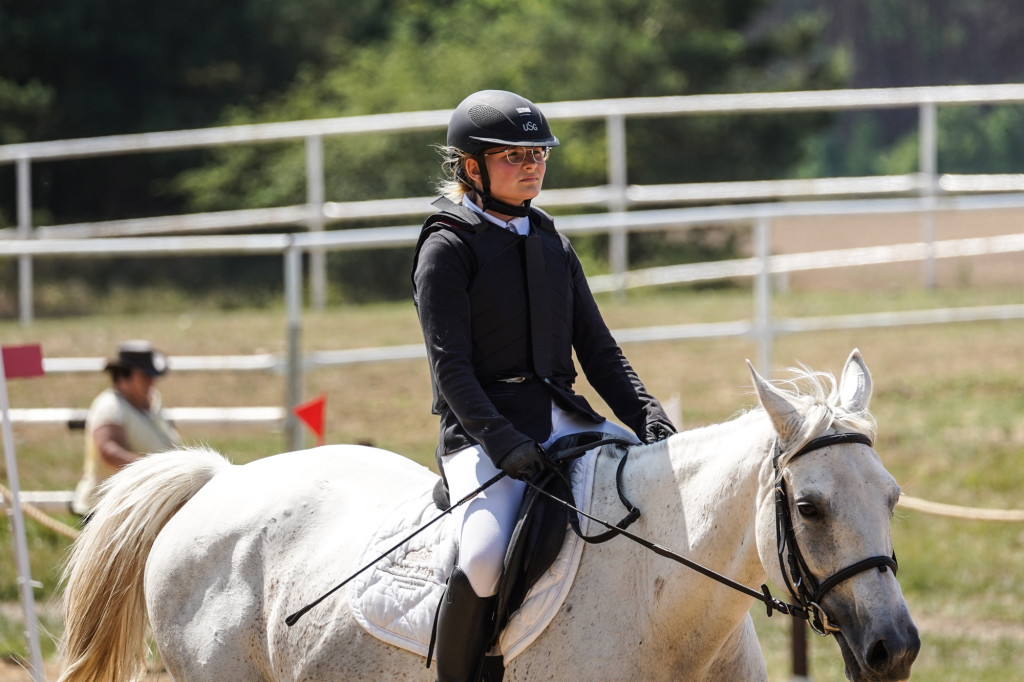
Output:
[839, 348, 872, 413]
[747, 360, 803, 443]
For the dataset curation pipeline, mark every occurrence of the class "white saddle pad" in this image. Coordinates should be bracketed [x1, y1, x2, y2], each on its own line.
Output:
[349, 449, 598, 662]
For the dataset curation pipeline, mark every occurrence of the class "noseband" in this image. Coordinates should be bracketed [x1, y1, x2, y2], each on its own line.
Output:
[774, 432, 899, 635]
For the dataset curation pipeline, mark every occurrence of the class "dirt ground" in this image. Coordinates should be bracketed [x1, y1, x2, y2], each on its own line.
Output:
[1, 206, 1020, 682]
[0, 661, 60, 682]
[767, 206, 1024, 290]
[0, 660, 168, 681]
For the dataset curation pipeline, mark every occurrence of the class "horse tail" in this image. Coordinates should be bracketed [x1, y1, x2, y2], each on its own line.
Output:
[58, 446, 231, 682]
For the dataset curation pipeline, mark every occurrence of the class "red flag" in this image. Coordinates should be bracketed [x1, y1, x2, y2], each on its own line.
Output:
[1, 344, 44, 379]
[293, 393, 327, 446]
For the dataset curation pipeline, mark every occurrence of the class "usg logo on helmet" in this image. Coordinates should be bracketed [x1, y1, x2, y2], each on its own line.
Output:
[523, 122, 539, 132]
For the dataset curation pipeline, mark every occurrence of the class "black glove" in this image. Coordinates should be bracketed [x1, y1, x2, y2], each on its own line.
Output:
[498, 442, 546, 481]
[642, 418, 677, 444]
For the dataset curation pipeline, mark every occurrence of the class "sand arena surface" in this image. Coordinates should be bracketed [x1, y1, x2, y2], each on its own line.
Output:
[766, 207, 1024, 290]
[1, 207, 1021, 681]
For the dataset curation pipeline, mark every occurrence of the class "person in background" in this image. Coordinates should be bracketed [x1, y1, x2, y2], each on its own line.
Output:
[71, 340, 181, 519]
[412, 90, 677, 682]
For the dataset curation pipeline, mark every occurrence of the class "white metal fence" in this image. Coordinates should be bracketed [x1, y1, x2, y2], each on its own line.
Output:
[4, 192, 1024, 448]
[4, 85, 1024, 447]
[4, 83, 1024, 322]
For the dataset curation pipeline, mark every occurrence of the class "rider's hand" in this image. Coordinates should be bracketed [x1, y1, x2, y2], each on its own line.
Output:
[498, 442, 546, 480]
[642, 418, 677, 444]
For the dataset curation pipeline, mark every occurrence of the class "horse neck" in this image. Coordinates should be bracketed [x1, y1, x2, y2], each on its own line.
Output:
[623, 410, 777, 591]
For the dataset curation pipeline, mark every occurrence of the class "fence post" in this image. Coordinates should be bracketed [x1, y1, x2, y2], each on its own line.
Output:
[753, 216, 774, 375]
[606, 113, 628, 299]
[16, 157, 33, 326]
[791, 618, 809, 681]
[306, 134, 327, 310]
[919, 101, 937, 289]
[284, 243, 304, 451]
[0, 353, 45, 681]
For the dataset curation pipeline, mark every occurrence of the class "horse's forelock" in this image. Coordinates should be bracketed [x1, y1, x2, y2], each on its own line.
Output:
[771, 365, 877, 466]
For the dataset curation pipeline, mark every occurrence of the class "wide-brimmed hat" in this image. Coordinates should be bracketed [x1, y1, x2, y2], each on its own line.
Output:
[104, 340, 169, 377]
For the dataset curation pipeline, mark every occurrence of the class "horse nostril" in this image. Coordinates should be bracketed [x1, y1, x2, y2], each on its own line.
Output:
[867, 638, 890, 670]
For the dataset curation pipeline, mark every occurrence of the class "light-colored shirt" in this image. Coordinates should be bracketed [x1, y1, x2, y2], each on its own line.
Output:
[71, 387, 180, 515]
[461, 194, 531, 235]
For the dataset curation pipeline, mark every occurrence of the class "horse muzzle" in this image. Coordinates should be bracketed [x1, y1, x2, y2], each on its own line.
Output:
[836, 616, 921, 682]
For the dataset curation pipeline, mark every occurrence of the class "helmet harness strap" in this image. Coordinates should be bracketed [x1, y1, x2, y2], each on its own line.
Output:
[472, 153, 532, 218]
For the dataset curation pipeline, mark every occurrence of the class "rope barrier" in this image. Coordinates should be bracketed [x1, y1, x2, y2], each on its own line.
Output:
[0, 483, 80, 540]
[1, 485, 1019, 546]
[898, 494, 1024, 522]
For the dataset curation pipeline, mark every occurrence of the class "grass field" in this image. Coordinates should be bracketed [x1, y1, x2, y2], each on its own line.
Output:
[1, 283, 1023, 680]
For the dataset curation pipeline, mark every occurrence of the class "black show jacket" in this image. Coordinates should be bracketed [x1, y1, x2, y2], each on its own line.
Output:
[412, 196, 673, 468]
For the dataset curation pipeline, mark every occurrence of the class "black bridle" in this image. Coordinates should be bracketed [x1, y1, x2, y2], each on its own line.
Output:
[525, 431, 898, 636]
[773, 432, 899, 635]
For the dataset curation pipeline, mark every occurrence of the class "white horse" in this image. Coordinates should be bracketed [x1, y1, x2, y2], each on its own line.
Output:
[59, 350, 919, 682]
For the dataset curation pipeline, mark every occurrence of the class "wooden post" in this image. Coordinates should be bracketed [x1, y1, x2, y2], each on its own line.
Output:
[792, 618, 809, 680]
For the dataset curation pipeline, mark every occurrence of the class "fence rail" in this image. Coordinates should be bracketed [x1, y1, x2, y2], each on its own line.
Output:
[4, 85, 1024, 448]
[8, 406, 285, 427]
[4, 83, 1024, 322]
[4, 193, 1024, 447]
[5, 83, 1024, 164]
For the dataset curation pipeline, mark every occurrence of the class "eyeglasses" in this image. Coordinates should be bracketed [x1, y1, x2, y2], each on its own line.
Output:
[482, 146, 551, 165]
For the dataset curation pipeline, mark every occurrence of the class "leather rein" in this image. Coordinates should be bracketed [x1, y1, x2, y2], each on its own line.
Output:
[525, 431, 898, 636]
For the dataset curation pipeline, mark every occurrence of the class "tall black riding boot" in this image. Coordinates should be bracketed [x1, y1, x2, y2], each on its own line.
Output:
[433, 567, 497, 682]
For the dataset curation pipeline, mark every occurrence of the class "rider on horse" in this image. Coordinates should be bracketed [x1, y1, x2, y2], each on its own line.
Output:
[411, 89, 678, 682]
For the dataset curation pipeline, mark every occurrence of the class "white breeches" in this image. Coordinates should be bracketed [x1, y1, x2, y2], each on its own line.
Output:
[441, 404, 637, 597]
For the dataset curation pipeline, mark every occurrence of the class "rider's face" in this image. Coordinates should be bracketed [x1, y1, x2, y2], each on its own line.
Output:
[468, 146, 546, 212]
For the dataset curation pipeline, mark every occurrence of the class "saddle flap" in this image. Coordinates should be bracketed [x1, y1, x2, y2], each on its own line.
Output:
[493, 465, 573, 638]
[350, 448, 600, 663]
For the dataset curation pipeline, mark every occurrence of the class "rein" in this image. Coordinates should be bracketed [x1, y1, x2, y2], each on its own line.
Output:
[284, 436, 633, 627]
[524, 431, 897, 636]
[543, 435, 641, 543]
[285, 471, 507, 627]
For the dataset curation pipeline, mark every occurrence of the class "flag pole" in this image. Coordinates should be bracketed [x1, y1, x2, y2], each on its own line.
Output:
[0, 352, 45, 681]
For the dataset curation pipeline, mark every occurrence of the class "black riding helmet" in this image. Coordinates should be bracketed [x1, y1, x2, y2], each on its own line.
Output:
[447, 90, 559, 217]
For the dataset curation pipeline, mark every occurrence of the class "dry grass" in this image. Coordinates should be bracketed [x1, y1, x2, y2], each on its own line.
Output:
[1, 283, 1023, 680]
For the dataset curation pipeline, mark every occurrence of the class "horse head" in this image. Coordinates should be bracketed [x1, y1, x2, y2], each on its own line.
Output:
[750, 349, 920, 682]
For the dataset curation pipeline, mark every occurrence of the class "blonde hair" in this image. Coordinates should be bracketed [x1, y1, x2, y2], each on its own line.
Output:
[435, 144, 476, 202]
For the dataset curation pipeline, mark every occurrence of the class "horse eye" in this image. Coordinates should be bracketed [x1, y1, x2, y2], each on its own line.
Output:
[796, 501, 819, 517]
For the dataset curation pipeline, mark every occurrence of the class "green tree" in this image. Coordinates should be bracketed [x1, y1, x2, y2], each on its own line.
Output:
[3, 0, 847, 308]
[175, 0, 846, 212]
[165, 0, 845, 301]
[782, 0, 1024, 177]
[0, 0, 398, 225]
[876, 105, 1024, 177]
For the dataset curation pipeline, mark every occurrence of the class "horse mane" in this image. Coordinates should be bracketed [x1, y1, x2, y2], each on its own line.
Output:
[760, 364, 877, 466]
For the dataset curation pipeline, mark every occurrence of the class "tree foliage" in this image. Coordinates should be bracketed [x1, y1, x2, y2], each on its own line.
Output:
[157, 0, 847, 301]
[782, 0, 1024, 177]
[1, 0, 845, 225]
[0, 0, 398, 225]
[171, 0, 846, 215]
[5, 1, 1020, 308]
